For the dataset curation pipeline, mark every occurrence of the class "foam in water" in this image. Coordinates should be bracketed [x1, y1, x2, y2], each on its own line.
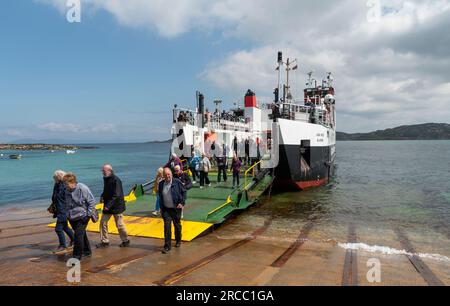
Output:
[338, 242, 450, 264]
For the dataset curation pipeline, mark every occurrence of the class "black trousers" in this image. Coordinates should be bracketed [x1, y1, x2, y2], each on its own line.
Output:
[217, 165, 227, 182]
[199, 171, 210, 186]
[69, 217, 91, 259]
[161, 207, 182, 249]
[233, 172, 240, 187]
[190, 167, 199, 181]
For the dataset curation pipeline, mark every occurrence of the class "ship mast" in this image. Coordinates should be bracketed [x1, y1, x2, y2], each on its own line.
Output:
[285, 58, 298, 101]
[275, 51, 283, 103]
[275, 52, 298, 103]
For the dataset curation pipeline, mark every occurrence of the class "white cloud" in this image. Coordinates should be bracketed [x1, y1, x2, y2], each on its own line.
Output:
[38, 122, 117, 133]
[38, 0, 450, 132]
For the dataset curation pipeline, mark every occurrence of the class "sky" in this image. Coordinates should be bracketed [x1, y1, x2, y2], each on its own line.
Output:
[1, 0, 449, 143]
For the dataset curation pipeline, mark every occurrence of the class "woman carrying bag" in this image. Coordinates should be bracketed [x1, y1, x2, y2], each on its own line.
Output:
[49, 170, 74, 253]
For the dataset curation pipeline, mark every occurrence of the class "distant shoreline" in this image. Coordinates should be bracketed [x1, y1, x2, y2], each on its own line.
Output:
[146, 139, 171, 144]
[337, 123, 450, 141]
[0, 144, 98, 151]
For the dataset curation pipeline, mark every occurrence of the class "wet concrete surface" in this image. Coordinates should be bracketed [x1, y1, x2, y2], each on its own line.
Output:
[0, 208, 449, 286]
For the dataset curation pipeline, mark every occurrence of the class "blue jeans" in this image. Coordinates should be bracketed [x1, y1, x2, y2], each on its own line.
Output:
[55, 220, 74, 247]
[155, 194, 161, 211]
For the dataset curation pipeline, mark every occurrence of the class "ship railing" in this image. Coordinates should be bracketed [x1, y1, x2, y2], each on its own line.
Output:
[278, 102, 333, 127]
[141, 179, 156, 194]
[204, 178, 245, 221]
[244, 160, 262, 191]
[207, 117, 249, 132]
[173, 107, 198, 126]
[205, 195, 233, 221]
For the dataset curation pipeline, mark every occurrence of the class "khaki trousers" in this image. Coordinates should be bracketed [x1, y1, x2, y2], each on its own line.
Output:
[100, 213, 128, 243]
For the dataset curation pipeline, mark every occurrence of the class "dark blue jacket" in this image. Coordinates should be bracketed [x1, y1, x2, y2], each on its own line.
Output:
[175, 172, 193, 190]
[52, 182, 68, 222]
[101, 174, 126, 215]
[158, 178, 187, 209]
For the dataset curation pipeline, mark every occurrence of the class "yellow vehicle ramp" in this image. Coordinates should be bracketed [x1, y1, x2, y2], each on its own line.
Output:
[48, 215, 213, 242]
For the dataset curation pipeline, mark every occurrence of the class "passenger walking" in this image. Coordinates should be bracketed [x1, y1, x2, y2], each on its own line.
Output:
[199, 153, 211, 189]
[245, 138, 250, 165]
[188, 152, 201, 184]
[174, 165, 193, 190]
[158, 168, 186, 254]
[174, 165, 192, 220]
[51, 170, 74, 253]
[96, 164, 130, 248]
[216, 153, 227, 183]
[231, 155, 242, 188]
[152, 167, 164, 216]
[165, 153, 183, 172]
[64, 173, 96, 261]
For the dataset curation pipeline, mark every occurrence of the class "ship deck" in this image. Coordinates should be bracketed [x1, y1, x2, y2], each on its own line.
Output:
[126, 177, 242, 223]
[49, 170, 274, 241]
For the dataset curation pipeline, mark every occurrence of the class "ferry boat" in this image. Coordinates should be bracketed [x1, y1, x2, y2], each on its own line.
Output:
[172, 51, 336, 191]
[53, 51, 337, 242]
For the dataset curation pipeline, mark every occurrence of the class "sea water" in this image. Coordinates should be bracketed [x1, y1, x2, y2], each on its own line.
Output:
[1, 140, 449, 260]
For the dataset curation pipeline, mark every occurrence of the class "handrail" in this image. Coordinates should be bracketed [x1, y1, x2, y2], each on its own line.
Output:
[142, 179, 155, 188]
[205, 196, 232, 221]
[244, 160, 261, 190]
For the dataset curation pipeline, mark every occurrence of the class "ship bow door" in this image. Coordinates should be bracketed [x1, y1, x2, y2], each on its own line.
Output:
[299, 140, 311, 183]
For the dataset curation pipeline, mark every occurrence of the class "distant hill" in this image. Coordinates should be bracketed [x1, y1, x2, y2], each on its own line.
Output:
[337, 123, 450, 141]
[146, 139, 171, 144]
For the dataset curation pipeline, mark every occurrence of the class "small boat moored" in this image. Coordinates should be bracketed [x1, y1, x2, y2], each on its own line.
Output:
[66, 150, 76, 154]
[9, 154, 22, 160]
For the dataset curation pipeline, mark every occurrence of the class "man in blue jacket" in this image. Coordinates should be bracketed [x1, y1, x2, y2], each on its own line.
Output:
[158, 167, 186, 254]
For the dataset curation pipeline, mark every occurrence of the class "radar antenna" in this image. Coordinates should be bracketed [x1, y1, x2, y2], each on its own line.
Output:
[326, 72, 334, 87]
[306, 70, 316, 88]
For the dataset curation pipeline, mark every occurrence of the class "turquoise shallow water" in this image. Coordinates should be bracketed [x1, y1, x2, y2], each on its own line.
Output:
[0, 143, 170, 206]
[0, 140, 449, 238]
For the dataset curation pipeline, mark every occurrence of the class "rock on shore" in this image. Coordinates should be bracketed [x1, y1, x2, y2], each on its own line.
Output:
[0, 144, 97, 151]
